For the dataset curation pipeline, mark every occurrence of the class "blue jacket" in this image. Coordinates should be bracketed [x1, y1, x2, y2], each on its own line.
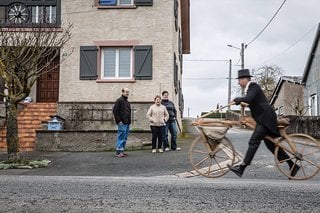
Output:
[161, 99, 177, 122]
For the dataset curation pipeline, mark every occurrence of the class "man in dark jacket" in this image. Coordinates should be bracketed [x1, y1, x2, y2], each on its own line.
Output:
[113, 88, 131, 157]
[161, 91, 181, 151]
[228, 69, 300, 178]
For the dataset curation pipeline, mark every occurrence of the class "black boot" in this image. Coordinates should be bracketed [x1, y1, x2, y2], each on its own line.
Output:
[228, 163, 247, 177]
[288, 164, 300, 180]
[287, 161, 300, 180]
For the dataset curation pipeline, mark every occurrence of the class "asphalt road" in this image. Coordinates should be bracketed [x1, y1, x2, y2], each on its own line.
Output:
[1, 122, 320, 212]
[1, 175, 319, 212]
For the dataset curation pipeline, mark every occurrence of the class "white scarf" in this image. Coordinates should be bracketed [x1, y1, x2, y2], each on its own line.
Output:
[244, 81, 253, 95]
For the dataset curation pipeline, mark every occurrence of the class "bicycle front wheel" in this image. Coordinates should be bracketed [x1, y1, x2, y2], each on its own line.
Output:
[275, 133, 320, 180]
[189, 136, 235, 178]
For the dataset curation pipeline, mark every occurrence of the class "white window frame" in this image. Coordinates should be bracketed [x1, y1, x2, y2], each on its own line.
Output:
[99, 0, 133, 6]
[118, 0, 133, 5]
[100, 47, 133, 80]
[32, 5, 56, 24]
[308, 94, 318, 116]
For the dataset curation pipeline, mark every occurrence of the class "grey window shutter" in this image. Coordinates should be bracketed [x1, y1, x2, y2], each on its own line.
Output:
[134, 45, 152, 80]
[134, 0, 153, 6]
[174, 53, 178, 87]
[80, 46, 98, 80]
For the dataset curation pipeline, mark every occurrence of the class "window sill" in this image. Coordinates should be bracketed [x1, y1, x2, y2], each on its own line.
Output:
[96, 79, 136, 83]
[0, 27, 63, 32]
[96, 5, 137, 9]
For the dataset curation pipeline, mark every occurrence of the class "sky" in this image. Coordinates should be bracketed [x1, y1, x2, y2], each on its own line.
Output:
[182, 0, 320, 118]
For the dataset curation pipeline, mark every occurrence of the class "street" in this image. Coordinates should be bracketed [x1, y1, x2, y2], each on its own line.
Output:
[0, 175, 320, 212]
[1, 126, 320, 212]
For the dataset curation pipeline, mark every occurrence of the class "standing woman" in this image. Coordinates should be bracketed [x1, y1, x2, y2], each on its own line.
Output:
[147, 95, 169, 153]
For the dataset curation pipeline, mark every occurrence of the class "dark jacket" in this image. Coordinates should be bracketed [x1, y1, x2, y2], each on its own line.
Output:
[113, 95, 131, 125]
[234, 82, 280, 137]
[161, 99, 177, 122]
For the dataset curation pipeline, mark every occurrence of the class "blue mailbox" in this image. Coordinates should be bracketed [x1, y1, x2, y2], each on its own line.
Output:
[48, 115, 64, 130]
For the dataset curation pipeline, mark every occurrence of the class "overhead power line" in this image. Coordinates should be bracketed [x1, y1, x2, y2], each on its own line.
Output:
[246, 0, 287, 46]
[259, 24, 317, 65]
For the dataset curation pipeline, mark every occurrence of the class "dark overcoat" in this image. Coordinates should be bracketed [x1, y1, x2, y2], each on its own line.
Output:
[234, 82, 280, 137]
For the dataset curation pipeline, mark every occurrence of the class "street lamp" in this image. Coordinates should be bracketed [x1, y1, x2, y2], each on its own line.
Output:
[227, 59, 232, 109]
[227, 43, 246, 69]
[227, 43, 247, 95]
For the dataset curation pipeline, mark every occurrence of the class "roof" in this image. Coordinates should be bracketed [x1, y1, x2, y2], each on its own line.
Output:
[302, 23, 320, 83]
[181, 0, 190, 54]
[269, 76, 303, 105]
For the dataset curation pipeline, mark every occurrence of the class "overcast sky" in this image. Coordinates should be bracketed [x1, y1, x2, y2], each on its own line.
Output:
[182, 0, 320, 117]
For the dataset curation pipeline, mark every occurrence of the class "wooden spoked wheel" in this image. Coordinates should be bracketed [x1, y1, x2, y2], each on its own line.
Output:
[189, 136, 235, 178]
[275, 133, 320, 180]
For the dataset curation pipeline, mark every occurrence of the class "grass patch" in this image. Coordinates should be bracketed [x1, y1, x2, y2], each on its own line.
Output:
[0, 159, 51, 170]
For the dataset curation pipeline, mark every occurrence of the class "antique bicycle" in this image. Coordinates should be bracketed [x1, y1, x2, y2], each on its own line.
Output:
[189, 102, 320, 180]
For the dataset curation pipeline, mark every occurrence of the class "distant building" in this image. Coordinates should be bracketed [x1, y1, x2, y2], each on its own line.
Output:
[270, 76, 304, 116]
[301, 23, 320, 116]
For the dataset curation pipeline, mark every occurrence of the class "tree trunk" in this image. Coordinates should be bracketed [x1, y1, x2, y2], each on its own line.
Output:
[6, 102, 19, 159]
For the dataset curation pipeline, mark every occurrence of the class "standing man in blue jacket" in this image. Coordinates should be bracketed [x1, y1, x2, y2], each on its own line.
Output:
[161, 91, 181, 151]
[228, 69, 299, 178]
[113, 88, 131, 158]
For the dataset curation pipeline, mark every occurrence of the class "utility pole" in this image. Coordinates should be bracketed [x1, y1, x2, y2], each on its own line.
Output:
[240, 43, 246, 96]
[228, 59, 232, 109]
[241, 43, 245, 69]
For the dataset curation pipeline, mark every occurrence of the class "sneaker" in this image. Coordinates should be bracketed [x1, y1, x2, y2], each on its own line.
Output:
[173, 147, 181, 151]
[158, 148, 163, 153]
[152, 149, 156, 153]
[164, 148, 170, 152]
[115, 153, 125, 158]
[123, 153, 128, 157]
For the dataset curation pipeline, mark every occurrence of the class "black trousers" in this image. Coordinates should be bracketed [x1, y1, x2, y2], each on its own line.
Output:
[150, 126, 165, 149]
[243, 124, 292, 166]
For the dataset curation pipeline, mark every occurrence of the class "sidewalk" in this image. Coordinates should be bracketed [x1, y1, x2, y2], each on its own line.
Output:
[0, 132, 198, 177]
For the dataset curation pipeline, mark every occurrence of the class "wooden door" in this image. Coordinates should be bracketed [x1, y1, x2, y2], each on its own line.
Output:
[37, 56, 60, 102]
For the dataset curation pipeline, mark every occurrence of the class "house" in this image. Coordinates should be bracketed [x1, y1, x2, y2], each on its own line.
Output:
[0, 0, 190, 151]
[301, 23, 320, 116]
[269, 76, 304, 116]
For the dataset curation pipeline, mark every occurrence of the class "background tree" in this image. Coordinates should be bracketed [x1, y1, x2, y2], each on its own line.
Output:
[0, 24, 72, 159]
[290, 98, 310, 116]
[253, 65, 283, 100]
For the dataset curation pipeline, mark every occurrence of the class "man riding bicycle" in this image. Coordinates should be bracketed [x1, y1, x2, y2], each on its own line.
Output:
[228, 69, 300, 178]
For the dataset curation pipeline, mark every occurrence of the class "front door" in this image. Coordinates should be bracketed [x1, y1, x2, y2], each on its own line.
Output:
[36, 56, 60, 102]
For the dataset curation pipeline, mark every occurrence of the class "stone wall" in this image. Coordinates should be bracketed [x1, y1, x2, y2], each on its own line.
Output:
[57, 102, 153, 131]
[35, 130, 151, 152]
[286, 116, 320, 138]
[56, 102, 182, 132]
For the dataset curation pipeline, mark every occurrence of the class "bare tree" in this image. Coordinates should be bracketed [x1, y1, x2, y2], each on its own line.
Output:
[0, 23, 72, 159]
[253, 65, 283, 100]
[290, 98, 310, 116]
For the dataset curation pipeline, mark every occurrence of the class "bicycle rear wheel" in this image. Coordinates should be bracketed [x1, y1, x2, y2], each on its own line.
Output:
[275, 133, 320, 180]
[189, 136, 235, 178]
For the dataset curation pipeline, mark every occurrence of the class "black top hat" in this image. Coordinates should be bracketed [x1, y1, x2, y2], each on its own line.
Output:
[237, 69, 253, 79]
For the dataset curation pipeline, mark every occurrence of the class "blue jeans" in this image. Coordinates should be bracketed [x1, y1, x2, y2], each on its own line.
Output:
[163, 121, 177, 150]
[116, 123, 130, 154]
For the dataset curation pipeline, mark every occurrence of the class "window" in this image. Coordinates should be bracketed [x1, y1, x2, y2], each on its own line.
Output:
[309, 94, 318, 116]
[0, 0, 60, 28]
[99, 0, 133, 6]
[97, 0, 153, 7]
[80, 45, 152, 81]
[31, 6, 57, 24]
[101, 47, 133, 79]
